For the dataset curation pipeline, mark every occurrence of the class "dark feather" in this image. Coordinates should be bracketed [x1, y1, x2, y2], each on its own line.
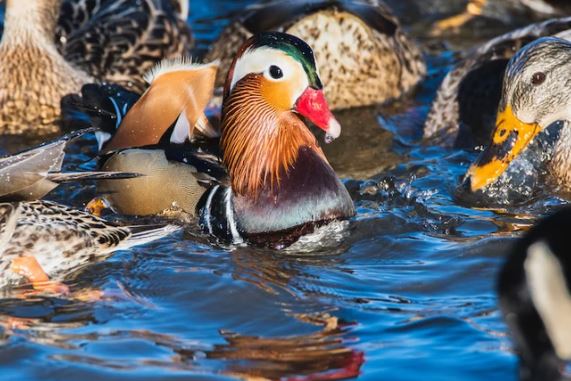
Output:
[241, 0, 397, 36]
[56, 0, 192, 93]
[47, 171, 143, 183]
[61, 83, 139, 135]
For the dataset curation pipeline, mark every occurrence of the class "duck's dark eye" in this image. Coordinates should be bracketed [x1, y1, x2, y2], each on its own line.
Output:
[531, 72, 546, 86]
[269, 65, 283, 79]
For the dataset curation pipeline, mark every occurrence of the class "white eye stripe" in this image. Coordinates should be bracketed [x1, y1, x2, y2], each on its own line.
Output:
[229, 47, 310, 106]
[231, 48, 301, 88]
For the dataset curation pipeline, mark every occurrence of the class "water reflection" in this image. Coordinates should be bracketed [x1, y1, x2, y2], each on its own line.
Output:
[0, 294, 362, 380]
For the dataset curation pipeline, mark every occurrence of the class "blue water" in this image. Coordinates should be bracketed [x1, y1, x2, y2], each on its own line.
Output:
[0, 2, 567, 381]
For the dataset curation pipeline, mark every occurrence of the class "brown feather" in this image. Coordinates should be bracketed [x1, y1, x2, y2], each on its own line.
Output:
[104, 63, 218, 152]
[221, 74, 324, 196]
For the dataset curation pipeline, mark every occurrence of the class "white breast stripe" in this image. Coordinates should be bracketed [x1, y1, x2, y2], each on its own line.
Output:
[204, 185, 219, 235]
[224, 188, 242, 244]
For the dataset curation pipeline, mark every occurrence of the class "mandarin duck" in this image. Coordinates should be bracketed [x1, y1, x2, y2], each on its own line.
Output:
[424, 17, 571, 148]
[67, 32, 355, 246]
[498, 207, 571, 381]
[433, 0, 571, 34]
[459, 36, 571, 202]
[0, 0, 191, 135]
[204, 0, 425, 110]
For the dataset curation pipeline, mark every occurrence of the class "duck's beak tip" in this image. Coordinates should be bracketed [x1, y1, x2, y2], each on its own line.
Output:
[325, 118, 341, 144]
[295, 87, 340, 140]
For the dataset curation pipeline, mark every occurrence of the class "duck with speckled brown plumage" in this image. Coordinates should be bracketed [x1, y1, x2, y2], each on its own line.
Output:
[205, 0, 425, 111]
[0, 0, 191, 136]
[67, 32, 355, 246]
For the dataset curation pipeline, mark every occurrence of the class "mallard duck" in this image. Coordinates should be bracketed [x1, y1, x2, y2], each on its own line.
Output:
[433, 0, 571, 34]
[463, 36, 571, 194]
[69, 32, 355, 246]
[0, 128, 140, 201]
[498, 207, 571, 381]
[204, 0, 425, 110]
[424, 17, 571, 147]
[0, 0, 191, 135]
[0, 200, 180, 292]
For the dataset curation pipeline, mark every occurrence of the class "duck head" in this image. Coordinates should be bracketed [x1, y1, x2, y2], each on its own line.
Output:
[221, 32, 341, 195]
[223, 32, 340, 142]
[498, 208, 571, 381]
[466, 37, 571, 192]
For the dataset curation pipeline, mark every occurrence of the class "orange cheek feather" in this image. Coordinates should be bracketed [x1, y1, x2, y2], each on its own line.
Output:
[260, 77, 294, 112]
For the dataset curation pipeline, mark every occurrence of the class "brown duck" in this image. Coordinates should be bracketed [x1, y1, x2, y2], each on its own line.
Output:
[0, 0, 191, 135]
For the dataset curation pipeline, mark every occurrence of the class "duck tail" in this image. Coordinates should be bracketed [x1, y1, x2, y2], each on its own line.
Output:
[117, 224, 182, 252]
[47, 171, 143, 183]
[61, 84, 140, 151]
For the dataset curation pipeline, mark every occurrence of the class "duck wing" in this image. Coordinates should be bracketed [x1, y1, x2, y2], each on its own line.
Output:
[0, 128, 142, 201]
[62, 60, 219, 153]
[0, 129, 87, 200]
[162, 140, 228, 187]
[424, 16, 571, 147]
[57, 0, 192, 93]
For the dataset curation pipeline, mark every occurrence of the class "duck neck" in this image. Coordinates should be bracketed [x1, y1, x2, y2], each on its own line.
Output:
[221, 74, 324, 197]
[3, 0, 61, 47]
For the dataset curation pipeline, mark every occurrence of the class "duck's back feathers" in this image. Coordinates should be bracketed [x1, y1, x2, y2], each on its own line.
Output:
[424, 17, 571, 147]
[239, 0, 398, 36]
[57, 0, 193, 93]
[61, 83, 141, 147]
[497, 208, 571, 381]
[0, 200, 180, 287]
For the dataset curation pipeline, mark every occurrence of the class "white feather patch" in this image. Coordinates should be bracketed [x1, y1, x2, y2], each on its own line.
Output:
[143, 58, 220, 85]
[171, 111, 191, 144]
[525, 240, 571, 360]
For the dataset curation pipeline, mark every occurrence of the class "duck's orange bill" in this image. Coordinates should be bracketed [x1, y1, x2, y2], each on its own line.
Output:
[467, 105, 541, 192]
[295, 88, 341, 143]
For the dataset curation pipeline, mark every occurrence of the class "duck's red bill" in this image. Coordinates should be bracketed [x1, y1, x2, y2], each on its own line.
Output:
[295, 88, 341, 143]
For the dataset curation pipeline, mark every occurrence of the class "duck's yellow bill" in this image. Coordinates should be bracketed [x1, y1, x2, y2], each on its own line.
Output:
[467, 105, 541, 192]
